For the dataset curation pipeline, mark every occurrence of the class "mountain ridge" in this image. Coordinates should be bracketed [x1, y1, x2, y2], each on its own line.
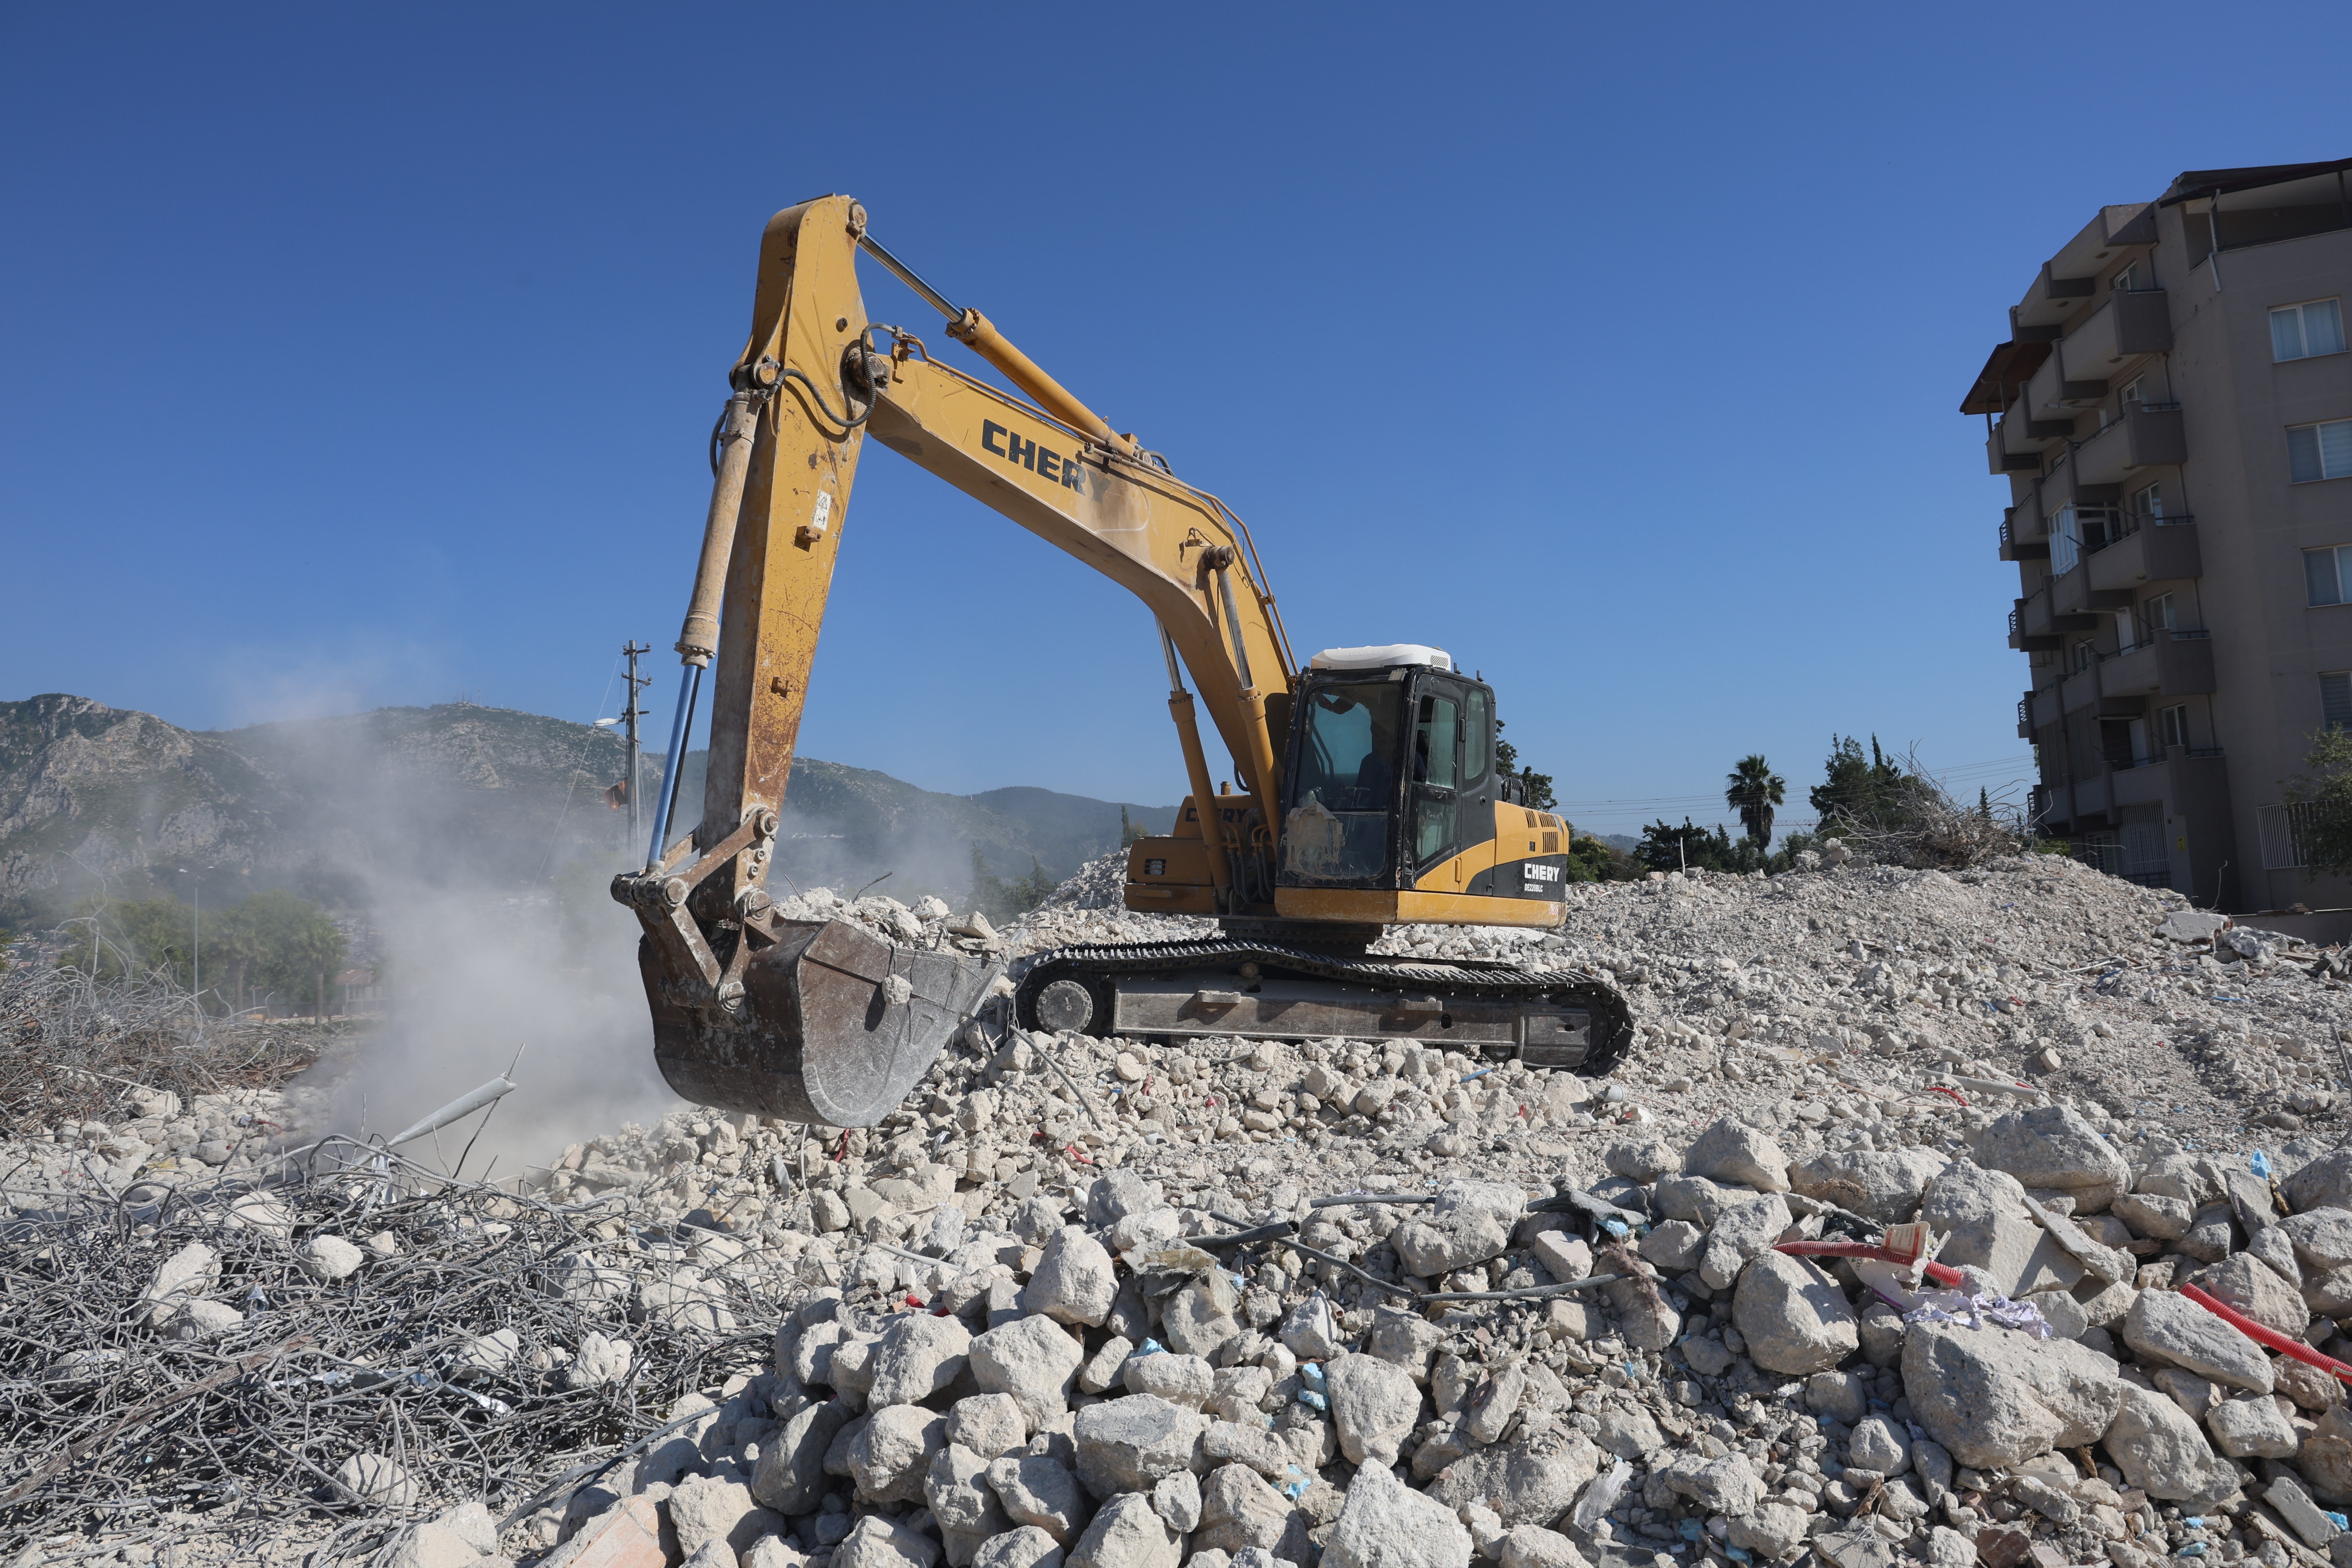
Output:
[0, 693, 1174, 923]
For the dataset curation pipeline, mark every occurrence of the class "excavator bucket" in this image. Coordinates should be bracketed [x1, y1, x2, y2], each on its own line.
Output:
[641, 919, 994, 1127]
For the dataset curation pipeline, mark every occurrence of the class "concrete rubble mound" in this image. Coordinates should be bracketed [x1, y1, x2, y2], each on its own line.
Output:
[9, 846, 2352, 1568]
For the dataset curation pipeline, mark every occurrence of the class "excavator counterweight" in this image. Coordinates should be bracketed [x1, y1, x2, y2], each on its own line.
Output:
[610, 195, 1633, 1125]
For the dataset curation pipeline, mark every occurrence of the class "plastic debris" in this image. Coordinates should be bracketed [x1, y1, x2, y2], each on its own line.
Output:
[1901, 1288, 2053, 1338]
[1573, 1457, 1635, 1534]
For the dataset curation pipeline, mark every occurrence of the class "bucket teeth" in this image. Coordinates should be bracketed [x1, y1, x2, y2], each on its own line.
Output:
[640, 918, 992, 1126]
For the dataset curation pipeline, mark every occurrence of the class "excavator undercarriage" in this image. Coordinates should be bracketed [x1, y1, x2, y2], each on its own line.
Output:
[1013, 936, 1634, 1073]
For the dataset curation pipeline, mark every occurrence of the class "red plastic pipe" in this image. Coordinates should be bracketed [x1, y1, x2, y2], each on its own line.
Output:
[2181, 1284, 2352, 1386]
[1774, 1240, 1967, 1288]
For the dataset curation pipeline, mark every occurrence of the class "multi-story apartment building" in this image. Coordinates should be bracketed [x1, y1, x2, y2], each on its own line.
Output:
[1966, 158, 2352, 921]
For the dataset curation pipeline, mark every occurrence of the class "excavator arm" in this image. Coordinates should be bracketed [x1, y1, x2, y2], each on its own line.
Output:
[611, 193, 1299, 1124]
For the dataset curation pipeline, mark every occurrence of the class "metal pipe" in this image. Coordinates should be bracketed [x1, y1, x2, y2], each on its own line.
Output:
[676, 391, 760, 666]
[1159, 622, 1187, 695]
[856, 233, 961, 321]
[1160, 623, 1233, 906]
[384, 1076, 520, 1150]
[646, 662, 702, 871]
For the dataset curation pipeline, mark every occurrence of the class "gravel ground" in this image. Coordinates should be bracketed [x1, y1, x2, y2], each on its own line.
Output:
[11, 848, 2352, 1568]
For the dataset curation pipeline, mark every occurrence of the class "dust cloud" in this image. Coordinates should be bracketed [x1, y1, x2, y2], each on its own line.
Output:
[313, 865, 683, 1180]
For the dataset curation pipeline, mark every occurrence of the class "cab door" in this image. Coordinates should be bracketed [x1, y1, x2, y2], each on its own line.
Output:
[1408, 683, 1462, 882]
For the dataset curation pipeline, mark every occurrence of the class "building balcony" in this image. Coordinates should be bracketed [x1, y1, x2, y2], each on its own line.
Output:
[2061, 664, 2147, 717]
[2086, 516, 2200, 590]
[2025, 350, 2109, 421]
[2098, 631, 2216, 699]
[2011, 204, 2156, 332]
[2023, 686, 2060, 738]
[2051, 560, 2131, 618]
[1999, 512, 2051, 563]
[2014, 589, 2063, 650]
[2071, 401, 2186, 490]
[2074, 769, 2113, 820]
[2063, 289, 2174, 374]
[2016, 696, 2031, 739]
[2029, 684, 2062, 732]
[1985, 401, 2067, 474]
[2013, 259, 2098, 331]
[2110, 746, 2228, 813]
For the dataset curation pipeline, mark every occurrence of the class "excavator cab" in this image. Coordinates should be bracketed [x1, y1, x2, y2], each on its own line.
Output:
[1125, 645, 1576, 937]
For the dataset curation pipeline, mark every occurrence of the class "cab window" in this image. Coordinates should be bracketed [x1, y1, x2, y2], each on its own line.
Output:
[1413, 695, 1458, 788]
[1464, 690, 1490, 785]
[1293, 682, 1401, 811]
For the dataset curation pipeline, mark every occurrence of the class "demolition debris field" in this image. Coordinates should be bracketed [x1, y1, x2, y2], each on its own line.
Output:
[6, 848, 2352, 1568]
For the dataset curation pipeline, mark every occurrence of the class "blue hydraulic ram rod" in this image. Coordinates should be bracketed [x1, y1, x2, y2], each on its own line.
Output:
[645, 661, 703, 871]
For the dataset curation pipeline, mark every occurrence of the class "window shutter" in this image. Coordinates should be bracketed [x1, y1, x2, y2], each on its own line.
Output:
[2322, 420, 2352, 479]
[2323, 671, 2352, 730]
[2312, 299, 2347, 357]
[2309, 549, 2343, 607]
[2274, 307, 2307, 361]
[2292, 426, 2326, 483]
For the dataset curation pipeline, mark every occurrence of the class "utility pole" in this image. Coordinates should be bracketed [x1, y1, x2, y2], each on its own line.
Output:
[621, 641, 652, 853]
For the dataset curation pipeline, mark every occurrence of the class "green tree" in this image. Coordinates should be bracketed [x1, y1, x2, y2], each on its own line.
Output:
[61, 895, 197, 985]
[2287, 726, 2352, 875]
[1724, 754, 1786, 848]
[965, 847, 1055, 922]
[1494, 720, 1557, 810]
[1563, 834, 1637, 882]
[240, 889, 347, 1020]
[966, 844, 1009, 917]
[1119, 807, 1147, 848]
[1809, 734, 1905, 830]
[1635, 818, 1747, 875]
[203, 903, 262, 1014]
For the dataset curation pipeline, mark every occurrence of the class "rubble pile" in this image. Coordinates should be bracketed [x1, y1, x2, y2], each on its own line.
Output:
[12, 847, 2352, 1568]
[544, 1113, 2352, 1568]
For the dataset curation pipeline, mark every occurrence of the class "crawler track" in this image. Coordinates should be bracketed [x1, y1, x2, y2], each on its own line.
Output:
[1013, 937, 1634, 1074]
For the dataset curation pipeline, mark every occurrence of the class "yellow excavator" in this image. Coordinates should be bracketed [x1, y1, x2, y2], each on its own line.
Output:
[610, 195, 1631, 1128]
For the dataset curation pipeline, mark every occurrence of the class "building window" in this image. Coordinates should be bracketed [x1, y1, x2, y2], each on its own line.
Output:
[2325, 671, 2352, 730]
[2145, 590, 2176, 633]
[2113, 261, 2141, 294]
[2273, 299, 2347, 362]
[2290, 419, 2352, 484]
[2051, 505, 2080, 573]
[2160, 703, 2189, 750]
[2073, 639, 2096, 673]
[2308, 546, 2352, 606]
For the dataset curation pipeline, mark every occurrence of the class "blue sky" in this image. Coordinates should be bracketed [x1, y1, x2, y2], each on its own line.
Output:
[5, 4, 2347, 840]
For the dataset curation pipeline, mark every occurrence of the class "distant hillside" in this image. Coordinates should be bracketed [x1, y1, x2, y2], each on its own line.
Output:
[0, 695, 1172, 923]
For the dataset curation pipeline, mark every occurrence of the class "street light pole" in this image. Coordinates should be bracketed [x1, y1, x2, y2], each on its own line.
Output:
[176, 866, 214, 1034]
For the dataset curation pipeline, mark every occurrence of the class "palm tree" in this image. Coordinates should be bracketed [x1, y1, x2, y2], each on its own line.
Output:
[1725, 754, 1787, 848]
